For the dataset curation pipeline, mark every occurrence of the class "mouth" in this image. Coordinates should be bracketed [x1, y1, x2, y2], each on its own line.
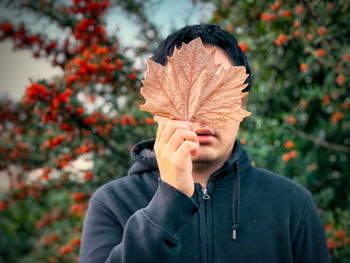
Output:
[195, 128, 215, 143]
[195, 128, 214, 136]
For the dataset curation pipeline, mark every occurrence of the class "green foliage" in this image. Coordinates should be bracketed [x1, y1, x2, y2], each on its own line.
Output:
[208, 0, 350, 261]
[0, 0, 158, 262]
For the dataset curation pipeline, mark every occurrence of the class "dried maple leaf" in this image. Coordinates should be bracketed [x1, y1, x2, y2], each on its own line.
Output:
[139, 37, 251, 129]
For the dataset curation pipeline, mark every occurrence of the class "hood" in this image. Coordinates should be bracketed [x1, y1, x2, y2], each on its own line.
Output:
[128, 138, 159, 175]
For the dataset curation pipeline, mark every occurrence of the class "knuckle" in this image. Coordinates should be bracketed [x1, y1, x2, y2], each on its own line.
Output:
[183, 142, 190, 149]
[154, 141, 159, 149]
[173, 129, 183, 137]
[169, 157, 177, 165]
[160, 151, 168, 161]
[154, 145, 159, 153]
[187, 140, 198, 149]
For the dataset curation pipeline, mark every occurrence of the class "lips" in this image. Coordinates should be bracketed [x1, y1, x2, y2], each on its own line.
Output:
[195, 128, 215, 144]
[194, 128, 214, 136]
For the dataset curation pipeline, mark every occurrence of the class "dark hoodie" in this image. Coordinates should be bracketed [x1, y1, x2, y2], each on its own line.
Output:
[79, 138, 331, 263]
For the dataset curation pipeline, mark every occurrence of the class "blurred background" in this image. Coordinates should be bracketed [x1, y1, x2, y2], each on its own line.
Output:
[0, 0, 349, 262]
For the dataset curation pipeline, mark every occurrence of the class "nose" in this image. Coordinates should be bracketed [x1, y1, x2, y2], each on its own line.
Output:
[189, 121, 205, 129]
[189, 121, 215, 133]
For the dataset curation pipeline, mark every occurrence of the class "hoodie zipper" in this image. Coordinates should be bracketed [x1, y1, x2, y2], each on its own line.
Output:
[195, 155, 240, 263]
[202, 188, 210, 200]
[197, 184, 214, 263]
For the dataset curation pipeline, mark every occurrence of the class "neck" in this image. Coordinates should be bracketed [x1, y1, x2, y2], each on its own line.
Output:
[192, 156, 229, 189]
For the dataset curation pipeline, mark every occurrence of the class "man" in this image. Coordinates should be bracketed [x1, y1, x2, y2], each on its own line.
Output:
[79, 24, 331, 263]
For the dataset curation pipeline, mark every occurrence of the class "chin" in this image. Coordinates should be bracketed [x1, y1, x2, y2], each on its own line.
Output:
[191, 151, 217, 163]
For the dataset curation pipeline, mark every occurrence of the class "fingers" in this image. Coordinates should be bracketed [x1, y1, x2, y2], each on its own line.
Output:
[155, 121, 166, 145]
[167, 129, 198, 152]
[154, 116, 172, 143]
[152, 117, 197, 198]
[153, 116, 168, 123]
[176, 140, 199, 159]
[155, 119, 192, 147]
[154, 119, 199, 164]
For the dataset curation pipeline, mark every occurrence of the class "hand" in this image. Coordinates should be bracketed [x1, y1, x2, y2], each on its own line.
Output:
[153, 116, 199, 197]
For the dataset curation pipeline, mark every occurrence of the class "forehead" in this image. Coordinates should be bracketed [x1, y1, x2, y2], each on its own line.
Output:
[204, 44, 233, 68]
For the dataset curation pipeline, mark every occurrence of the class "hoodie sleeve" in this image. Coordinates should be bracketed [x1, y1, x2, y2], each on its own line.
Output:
[292, 194, 332, 263]
[79, 178, 199, 263]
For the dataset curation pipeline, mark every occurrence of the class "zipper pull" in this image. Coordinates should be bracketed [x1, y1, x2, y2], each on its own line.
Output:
[202, 188, 210, 200]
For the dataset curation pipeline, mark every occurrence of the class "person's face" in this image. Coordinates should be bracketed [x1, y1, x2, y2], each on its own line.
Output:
[155, 45, 245, 165]
[190, 44, 243, 164]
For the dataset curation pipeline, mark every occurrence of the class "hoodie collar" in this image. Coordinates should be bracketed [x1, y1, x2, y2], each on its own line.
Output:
[207, 138, 251, 185]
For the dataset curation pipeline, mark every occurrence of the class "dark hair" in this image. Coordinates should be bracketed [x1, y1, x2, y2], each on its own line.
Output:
[151, 24, 251, 92]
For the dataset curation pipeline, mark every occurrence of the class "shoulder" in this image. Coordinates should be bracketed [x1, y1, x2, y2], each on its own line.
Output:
[90, 171, 159, 208]
[247, 166, 311, 207]
[250, 166, 310, 194]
